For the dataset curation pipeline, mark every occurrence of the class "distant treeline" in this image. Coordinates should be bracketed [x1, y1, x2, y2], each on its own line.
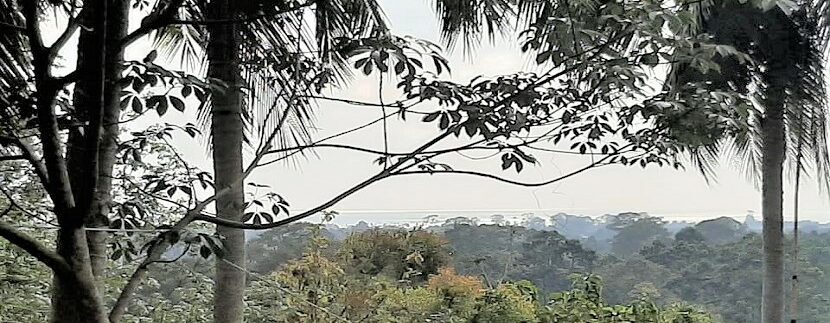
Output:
[245, 214, 830, 322]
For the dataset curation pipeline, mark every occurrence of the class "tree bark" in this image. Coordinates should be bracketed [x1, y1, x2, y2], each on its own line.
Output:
[761, 86, 786, 323]
[51, 0, 112, 321]
[86, 0, 128, 282]
[206, 1, 247, 322]
[51, 226, 109, 323]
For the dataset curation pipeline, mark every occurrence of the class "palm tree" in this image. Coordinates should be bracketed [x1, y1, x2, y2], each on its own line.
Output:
[148, 1, 520, 321]
[668, 1, 830, 322]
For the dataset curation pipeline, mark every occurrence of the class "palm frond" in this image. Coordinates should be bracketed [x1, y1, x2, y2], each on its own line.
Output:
[781, 4, 830, 191]
[662, 0, 830, 191]
[0, 0, 32, 124]
[432, 0, 516, 51]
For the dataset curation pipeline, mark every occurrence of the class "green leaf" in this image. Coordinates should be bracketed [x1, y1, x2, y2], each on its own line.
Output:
[131, 97, 143, 113]
[119, 96, 132, 110]
[170, 96, 185, 112]
[439, 114, 449, 129]
[181, 85, 192, 98]
[143, 50, 158, 64]
[362, 60, 374, 75]
[423, 112, 440, 122]
[156, 99, 168, 116]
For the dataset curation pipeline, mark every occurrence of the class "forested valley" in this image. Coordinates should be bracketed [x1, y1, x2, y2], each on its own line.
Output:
[2, 0, 830, 322]
[6, 212, 830, 322]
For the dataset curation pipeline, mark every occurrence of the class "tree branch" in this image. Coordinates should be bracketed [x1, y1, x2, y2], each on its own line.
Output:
[167, 0, 319, 26]
[300, 95, 424, 113]
[19, 0, 46, 61]
[194, 129, 456, 229]
[391, 163, 609, 187]
[0, 21, 25, 32]
[47, 8, 84, 63]
[54, 69, 80, 86]
[119, 0, 185, 50]
[110, 77, 311, 321]
[0, 220, 72, 278]
[0, 154, 25, 161]
[0, 135, 50, 189]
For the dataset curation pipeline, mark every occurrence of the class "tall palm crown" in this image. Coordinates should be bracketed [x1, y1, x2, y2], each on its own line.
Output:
[146, 0, 529, 156]
[669, 0, 830, 183]
[665, 1, 830, 321]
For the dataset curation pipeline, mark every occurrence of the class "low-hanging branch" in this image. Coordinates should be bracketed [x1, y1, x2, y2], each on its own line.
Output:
[0, 220, 72, 278]
[390, 162, 611, 188]
[193, 129, 457, 230]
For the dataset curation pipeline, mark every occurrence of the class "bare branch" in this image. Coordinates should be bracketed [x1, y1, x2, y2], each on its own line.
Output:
[0, 220, 72, 277]
[0, 155, 25, 161]
[54, 69, 80, 86]
[301, 95, 425, 114]
[391, 163, 609, 187]
[0, 21, 25, 32]
[0, 135, 50, 189]
[194, 129, 456, 229]
[48, 8, 85, 63]
[119, 0, 185, 50]
[19, 0, 47, 61]
[258, 111, 397, 167]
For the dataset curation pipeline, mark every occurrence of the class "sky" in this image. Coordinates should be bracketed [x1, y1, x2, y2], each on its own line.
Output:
[241, 0, 830, 222]
[47, 1, 830, 222]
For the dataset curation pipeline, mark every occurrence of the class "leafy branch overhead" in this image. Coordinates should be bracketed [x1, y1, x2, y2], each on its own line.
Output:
[0, 0, 784, 322]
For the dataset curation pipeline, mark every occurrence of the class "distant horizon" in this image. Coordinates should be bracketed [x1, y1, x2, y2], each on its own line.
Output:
[299, 208, 829, 226]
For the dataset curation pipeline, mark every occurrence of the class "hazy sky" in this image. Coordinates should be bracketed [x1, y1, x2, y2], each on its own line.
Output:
[50, 1, 830, 222]
[240, 0, 829, 221]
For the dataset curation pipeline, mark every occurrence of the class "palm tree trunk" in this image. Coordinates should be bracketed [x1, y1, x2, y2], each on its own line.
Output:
[206, 1, 246, 322]
[761, 87, 786, 323]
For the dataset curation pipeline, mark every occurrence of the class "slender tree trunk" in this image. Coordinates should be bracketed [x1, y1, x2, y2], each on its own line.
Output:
[51, 0, 112, 322]
[87, 0, 128, 284]
[761, 87, 786, 323]
[791, 149, 801, 323]
[207, 1, 247, 322]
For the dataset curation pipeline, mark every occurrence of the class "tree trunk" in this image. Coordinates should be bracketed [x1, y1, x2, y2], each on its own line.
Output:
[87, 0, 128, 284]
[51, 226, 110, 323]
[51, 0, 113, 322]
[761, 87, 786, 323]
[206, 1, 247, 322]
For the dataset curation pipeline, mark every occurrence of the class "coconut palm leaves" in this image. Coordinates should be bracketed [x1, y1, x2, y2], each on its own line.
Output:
[146, 0, 528, 160]
[668, 0, 830, 185]
[0, 0, 32, 127]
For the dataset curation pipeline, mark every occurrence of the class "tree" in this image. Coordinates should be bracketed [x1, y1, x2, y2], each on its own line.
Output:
[609, 215, 670, 256]
[0, 1, 752, 322]
[674, 227, 706, 244]
[695, 217, 747, 245]
[151, 1, 508, 320]
[666, 1, 830, 321]
[338, 229, 450, 282]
